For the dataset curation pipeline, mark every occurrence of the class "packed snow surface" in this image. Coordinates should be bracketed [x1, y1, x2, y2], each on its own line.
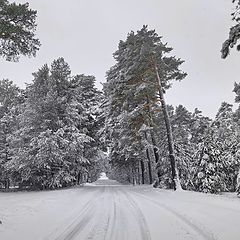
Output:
[0, 175, 240, 240]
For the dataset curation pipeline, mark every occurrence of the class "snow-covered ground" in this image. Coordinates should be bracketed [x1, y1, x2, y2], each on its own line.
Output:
[0, 175, 240, 240]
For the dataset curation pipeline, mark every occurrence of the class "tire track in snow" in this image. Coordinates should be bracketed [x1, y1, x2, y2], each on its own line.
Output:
[84, 187, 126, 240]
[52, 187, 105, 240]
[104, 188, 129, 240]
[106, 189, 118, 240]
[120, 189, 151, 240]
[129, 190, 217, 240]
[80, 187, 151, 240]
[85, 187, 113, 240]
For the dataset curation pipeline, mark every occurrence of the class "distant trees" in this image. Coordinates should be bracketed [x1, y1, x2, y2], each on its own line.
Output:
[221, 0, 240, 58]
[0, 0, 40, 61]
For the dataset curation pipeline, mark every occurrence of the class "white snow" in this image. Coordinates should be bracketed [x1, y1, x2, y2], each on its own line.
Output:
[0, 179, 240, 240]
[99, 172, 108, 180]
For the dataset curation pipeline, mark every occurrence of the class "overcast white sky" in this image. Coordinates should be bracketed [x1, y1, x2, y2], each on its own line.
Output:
[1, 0, 240, 118]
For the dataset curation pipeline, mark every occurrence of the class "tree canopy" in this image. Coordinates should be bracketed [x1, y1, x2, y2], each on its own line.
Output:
[221, 0, 240, 58]
[0, 0, 40, 61]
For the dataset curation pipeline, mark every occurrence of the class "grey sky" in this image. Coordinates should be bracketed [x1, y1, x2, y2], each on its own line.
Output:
[1, 0, 240, 118]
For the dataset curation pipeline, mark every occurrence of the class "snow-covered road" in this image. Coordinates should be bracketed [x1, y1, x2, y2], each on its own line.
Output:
[0, 177, 240, 240]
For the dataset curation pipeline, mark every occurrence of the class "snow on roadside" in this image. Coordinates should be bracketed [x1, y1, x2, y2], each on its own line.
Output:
[130, 186, 240, 240]
[0, 187, 99, 240]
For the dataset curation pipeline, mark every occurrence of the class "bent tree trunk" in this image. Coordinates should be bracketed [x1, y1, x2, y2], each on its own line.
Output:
[152, 58, 182, 191]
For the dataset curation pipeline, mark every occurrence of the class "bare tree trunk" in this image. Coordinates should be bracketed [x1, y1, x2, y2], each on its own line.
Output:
[152, 58, 182, 191]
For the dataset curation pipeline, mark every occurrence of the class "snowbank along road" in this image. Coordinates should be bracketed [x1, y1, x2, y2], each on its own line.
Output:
[0, 174, 240, 240]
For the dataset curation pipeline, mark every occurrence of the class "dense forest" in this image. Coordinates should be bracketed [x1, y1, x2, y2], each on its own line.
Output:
[104, 26, 240, 194]
[0, 58, 108, 189]
[0, 27, 239, 194]
[0, 0, 240, 194]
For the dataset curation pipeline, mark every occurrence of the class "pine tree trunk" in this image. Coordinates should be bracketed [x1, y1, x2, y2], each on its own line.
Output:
[77, 171, 81, 184]
[132, 167, 136, 185]
[150, 134, 163, 187]
[145, 94, 161, 185]
[152, 59, 182, 191]
[236, 168, 240, 194]
[150, 132, 160, 163]
[146, 148, 153, 184]
[140, 160, 145, 184]
[4, 179, 9, 189]
[144, 132, 153, 184]
[137, 164, 140, 184]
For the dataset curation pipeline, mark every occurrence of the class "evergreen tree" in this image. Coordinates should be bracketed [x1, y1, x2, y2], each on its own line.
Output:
[0, 79, 21, 188]
[171, 105, 194, 189]
[233, 82, 240, 194]
[0, 0, 40, 61]
[70, 74, 105, 182]
[4, 58, 102, 189]
[105, 26, 186, 189]
[222, 0, 240, 58]
[234, 82, 240, 103]
[154, 106, 211, 190]
[196, 102, 239, 193]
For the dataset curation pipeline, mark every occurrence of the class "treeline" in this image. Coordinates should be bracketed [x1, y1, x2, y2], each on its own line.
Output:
[0, 58, 107, 190]
[1, 26, 240, 194]
[104, 26, 240, 194]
